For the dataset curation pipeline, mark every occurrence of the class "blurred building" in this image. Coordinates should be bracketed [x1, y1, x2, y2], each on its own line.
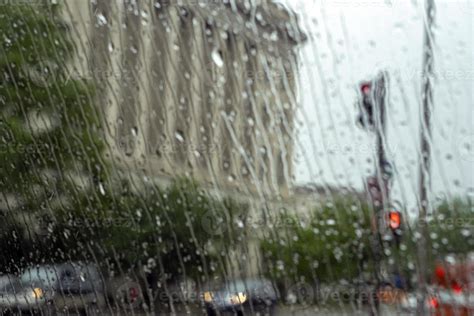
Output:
[63, 0, 306, 200]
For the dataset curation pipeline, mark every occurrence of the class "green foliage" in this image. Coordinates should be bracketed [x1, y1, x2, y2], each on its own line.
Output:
[0, 3, 103, 189]
[0, 3, 72, 68]
[418, 197, 473, 259]
[0, 3, 105, 272]
[261, 198, 374, 284]
[386, 197, 473, 276]
[50, 178, 248, 281]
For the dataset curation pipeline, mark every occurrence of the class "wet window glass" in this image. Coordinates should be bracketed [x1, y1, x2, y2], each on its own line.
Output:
[0, 0, 472, 315]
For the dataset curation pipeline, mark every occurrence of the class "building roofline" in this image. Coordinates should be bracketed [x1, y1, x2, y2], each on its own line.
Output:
[161, 0, 307, 47]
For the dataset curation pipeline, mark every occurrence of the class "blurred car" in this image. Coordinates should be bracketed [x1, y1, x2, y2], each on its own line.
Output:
[0, 262, 143, 315]
[162, 276, 198, 304]
[429, 254, 474, 316]
[398, 287, 437, 313]
[0, 275, 15, 293]
[202, 278, 277, 316]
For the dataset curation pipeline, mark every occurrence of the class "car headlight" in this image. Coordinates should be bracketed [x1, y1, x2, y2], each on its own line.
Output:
[32, 288, 44, 299]
[203, 291, 213, 303]
[229, 292, 247, 305]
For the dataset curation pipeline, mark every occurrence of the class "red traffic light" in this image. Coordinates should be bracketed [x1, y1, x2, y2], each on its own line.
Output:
[388, 211, 401, 230]
[360, 83, 371, 95]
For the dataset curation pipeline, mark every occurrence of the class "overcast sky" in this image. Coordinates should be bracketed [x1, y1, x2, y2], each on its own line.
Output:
[283, 0, 473, 214]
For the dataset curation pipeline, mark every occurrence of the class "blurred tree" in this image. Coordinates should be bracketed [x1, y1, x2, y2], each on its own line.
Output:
[387, 197, 473, 285]
[0, 2, 105, 272]
[0, 3, 247, 285]
[424, 197, 473, 260]
[52, 178, 248, 282]
[261, 198, 374, 288]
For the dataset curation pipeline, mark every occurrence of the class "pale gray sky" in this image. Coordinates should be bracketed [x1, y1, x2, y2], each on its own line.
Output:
[284, 0, 473, 214]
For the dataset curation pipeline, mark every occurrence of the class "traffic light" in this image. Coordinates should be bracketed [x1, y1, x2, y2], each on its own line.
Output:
[388, 210, 402, 244]
[357, 81, 374, 127]
[388, 210, 401, 231]
[384, 210, 402, 247]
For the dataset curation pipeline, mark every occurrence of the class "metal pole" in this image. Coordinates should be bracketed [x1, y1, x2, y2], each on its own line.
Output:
[417, 0, 435, 314]
[376, 73, 388, 204]
[373, 72, 388, 315]
[376, 72, 388, 267]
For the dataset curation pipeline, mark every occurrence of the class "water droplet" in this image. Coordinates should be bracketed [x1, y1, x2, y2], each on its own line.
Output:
[326, 219, 336, 226]
[211, 49, 224, 68]
[97, 13, 107, 26]
[175, 131, 185, 143]
[277, 260, 284, 271]
[99, 183, 106, 195]
[270, 31, 278, 41]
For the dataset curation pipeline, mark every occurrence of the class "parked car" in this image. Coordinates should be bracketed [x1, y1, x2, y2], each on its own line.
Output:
[0, 262, 143, 315]
[160, 276, 198, 304]
[398, 286, 438, 313]
[202, 278, 277, 316]
[0, 275, 15, 293]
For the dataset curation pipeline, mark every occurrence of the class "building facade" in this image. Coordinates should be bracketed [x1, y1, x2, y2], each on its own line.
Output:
[62, 0, 306, 200]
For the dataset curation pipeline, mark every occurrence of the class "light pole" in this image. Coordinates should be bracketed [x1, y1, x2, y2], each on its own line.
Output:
[417, 0, 435, 314]
[357, 71, 392, 315]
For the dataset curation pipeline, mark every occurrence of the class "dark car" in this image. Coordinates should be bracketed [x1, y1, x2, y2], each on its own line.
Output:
[202, 278, 277, 316]
[0, 262, 143, 315]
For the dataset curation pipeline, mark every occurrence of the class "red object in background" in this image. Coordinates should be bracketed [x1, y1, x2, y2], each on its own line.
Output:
[431, 260, 473, 316]
[430, 297, 439, 309]
[435, 266, 446, 280]
[361, 83, 371, 95]
[451, 281, 463, 294]
[388, 211, 401, 230]
[129, 287, 139, 302]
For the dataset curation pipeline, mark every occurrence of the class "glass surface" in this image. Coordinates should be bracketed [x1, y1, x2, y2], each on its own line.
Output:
[0, 0, 472, 315]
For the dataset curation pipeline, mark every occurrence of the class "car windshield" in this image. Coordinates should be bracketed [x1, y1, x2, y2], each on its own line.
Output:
[222, 280, 267, 292]
[0, 278, 21, 293]
[0, 1, 471, 315]
[20, 267, 59, 287]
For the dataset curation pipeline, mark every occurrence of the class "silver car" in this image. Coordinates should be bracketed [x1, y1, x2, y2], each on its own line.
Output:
[202, 278, 278, 316]
[0, 263, 142, 315]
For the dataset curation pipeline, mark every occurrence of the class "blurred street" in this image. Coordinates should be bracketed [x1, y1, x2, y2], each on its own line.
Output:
[43, 303, 406, 316]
